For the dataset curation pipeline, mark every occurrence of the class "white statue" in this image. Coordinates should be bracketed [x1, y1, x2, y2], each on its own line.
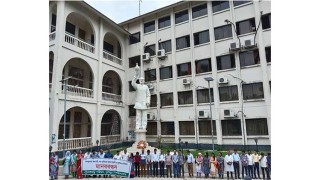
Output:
[131, 64, 151, 130]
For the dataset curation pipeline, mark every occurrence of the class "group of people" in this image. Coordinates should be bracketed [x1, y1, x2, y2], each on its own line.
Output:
[49, 148, 271, 180]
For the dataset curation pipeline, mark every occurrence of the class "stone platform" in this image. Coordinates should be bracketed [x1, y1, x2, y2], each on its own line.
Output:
[123, 129, 157, 154]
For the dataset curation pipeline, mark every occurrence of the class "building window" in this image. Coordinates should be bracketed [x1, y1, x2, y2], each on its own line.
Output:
[179, 121, 195, 135]
[269, 81, 271, 92]
[144, 44, 156, 56]
[150, 95, 157, 107]
[199, 121, 216, 135]
[103, 41, 113, 54]
[65, 21, 75, 35]
[242, 82, 264, 100]
[222, 119, 242, 136]
[177, 62, 192, 77]
[129, 55, 141, 68]
[160, 93, 173, 106]
[144, 69, 156, 82]
[261, 13, 271, 30]
[160, 66, 172, 80]
[129, 105, 136, 116]
[68, 66, 84, 87]
[214, 25, 232, 40]
[146, 122, 157, 135]
[49, 54, 53, 83]
[192, 3, 207, 19]
[219, 85, 239, 102]
[236, 18, 256, 35]
[265, 46, 271, 63]
[212, 1, 229, 13]
[176, 35, 190, 50]
[158, 15, 171, 29]
[216, 54, 235, 70]
[129, 80, 139, 92]
[161, 122, 175, 135]
[197, 88, 214, 104]
[144, 21, 155, 33]
[239, 49, 260, 67]
[51, 14, 56, 32]
[159, 40, 172, 53]
[194, 30, 210, 45]
[233, 0, 251, 7]
[175, 10, 189, 24]
[195, 58, 212, 74]
[129, 32, 140, 44]
[246, 118, 268, 135]
[178, 91, 193, 105]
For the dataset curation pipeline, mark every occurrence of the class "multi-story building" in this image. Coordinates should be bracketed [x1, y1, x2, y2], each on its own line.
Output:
[49, 0, 271, 152]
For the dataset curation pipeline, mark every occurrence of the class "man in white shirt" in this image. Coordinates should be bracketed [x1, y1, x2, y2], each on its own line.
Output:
[259, 153, 270, 180]
[159, 149, 165, 178]
[121, 148, 130, 161]
[98, 149, 105, 158]
[247, 150, 254, 179]
[146, 150, 152, 177]
[113, 151, 121, 160]
[140, 149, 147, 177]
[186, 150, 194, 177]
[152, 149, 159, 177]
[84, 149, 91, 159]
[225, 150, 234, 180]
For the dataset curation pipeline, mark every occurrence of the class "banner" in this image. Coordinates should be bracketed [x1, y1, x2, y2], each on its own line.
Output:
[82, 158, 131, 178]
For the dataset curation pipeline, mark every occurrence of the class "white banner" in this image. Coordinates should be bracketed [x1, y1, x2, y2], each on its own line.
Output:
[82, 158, 131, 178]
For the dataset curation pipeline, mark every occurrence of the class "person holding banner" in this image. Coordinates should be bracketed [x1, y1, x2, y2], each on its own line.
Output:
[63, 151, 71, 179]
[104, 149, 113, 178]
[121, 149, 130, 161]
[134, 152, 141, 177]
[77, 150, 84, 179]
[129, 153, 135, 178]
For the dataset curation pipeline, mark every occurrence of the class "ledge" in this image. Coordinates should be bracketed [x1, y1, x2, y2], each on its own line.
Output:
[212, 8, 230, 15]
[263, 28, 271, 32]
[176, 75, 192, 79]
[238, 31, 255, 38]
[176, 47, 191, 52]
[243, 99, 265, 103]
[160, 105, 174, 109]
[144, 31, 155, 35]
[215, 37, 233, 43]
[159, 78, 173, 82]
[217, 68, 236, 73]
[175, 20, 189, 26]
[178, 104, 193, 107]
[233, 2, 253, 9]
[240, 64, 261, 69]
[194, 42, 210, 48]
[220, 100, 240, 104]
[158, 26, 171, 31]
[195, 71, 212, 76]
[192, 14, 208, 21]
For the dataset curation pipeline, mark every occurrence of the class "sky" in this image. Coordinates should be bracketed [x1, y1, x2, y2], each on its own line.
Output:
[85, 0, 181, 23]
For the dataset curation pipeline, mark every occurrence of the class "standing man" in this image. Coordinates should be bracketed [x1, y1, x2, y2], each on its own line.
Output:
[121, 148, 130, 161]
[232, 149, 240, 179]
[159, 149, 165, 178]
[140, 148, 147, 177]
[172, 149, 179, 178]
[253, 150, 261, 179]
[152, 149, 159, 177]
[165, 150, 173, 178]
[247, 150, 254, 179]
[113, 151, 121, 160]
[178, 150, 185, 178]
[186, 150, 194, 177]
[104, 149, 113, 178]
[225, 150, 234, 180]
[97, 149, 105, 178]
[266, 152, 271, 178]
[259, 153, 270, 180]
[146, 150, 152, 178]
[240, 150, 249, 179]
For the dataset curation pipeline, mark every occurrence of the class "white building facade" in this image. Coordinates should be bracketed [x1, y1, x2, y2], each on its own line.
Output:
[49, 0, 271, 152]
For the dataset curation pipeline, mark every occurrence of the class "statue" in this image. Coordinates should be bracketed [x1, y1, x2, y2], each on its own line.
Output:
[131, 64, 151, 130]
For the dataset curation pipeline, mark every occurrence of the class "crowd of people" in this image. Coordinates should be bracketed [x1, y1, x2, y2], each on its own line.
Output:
[49, 148, 271, 180]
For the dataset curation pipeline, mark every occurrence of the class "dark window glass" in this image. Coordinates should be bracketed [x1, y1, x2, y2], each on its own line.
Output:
[214, 25, 232, 40]
[192, 3, 208, 19]
[146, 122, 157, 135]
[51, 14, 56, 32]
[129, 32, 140, 44]
[129, 55, 141, 68]
[269, 81, 271, 92]
[176, 35, 190, 50]
[159, 40, 172, 53]
[49, 52, 54, 83]
[144, 44, 156, 56]
[177, 62, 192, 76]
[219, 85, 239, 102]
[233, 0, 251, 7]
[179, 121, 195, 135]
[150, 95, 157, 107]
[212, 1, 229, 13]
[78, 28, 86, 41]
[68, 66, 84, 87]
[161, 122, 175, 135]
[194, 30, 210, 45]
[90, 34, 94, 45]
[129, 105, 136, 116]
[129, 80, 140, 92]
[158, 16, 171, 29]
[175, 10, 189, 24]
[265, 46, 271, 63]
[246, 118, 269, 135]
[262, 13, 271, 29]
[178, 91, 193, 105]
[103, 41, 113, 54]
[58, 111, 70, 139]
[236, 18, 256, 35]
[216, 54, 235, 70]
[199, 121, 216, 135]
[160, 66, 172, 80]
[242, 82, 264, 100]
[239, 49, 260, 67]
[144, 21, 155, 33]
[160, 93, 174, 106]
[195, 58, 212, 74]
[197, 88, 214, 103]
[144, 69, 156, 82]
[65, 21, 75, 35]
[222, 119, 242, 136]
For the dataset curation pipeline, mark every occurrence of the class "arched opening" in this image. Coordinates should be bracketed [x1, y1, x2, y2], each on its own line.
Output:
[49, 51, 54, 92]
[100, 109, 121, 145]
[102, 32, 122, 65]
[102, 70, 122, 102]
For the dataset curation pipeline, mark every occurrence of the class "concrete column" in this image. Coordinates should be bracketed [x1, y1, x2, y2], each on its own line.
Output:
[69, 110, 74, 138]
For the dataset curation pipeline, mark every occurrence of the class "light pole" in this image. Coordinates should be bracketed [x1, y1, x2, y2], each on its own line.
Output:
[204, 77, 214, 152]
[224, 19, 241, 49]
[59, 76, 72, 157]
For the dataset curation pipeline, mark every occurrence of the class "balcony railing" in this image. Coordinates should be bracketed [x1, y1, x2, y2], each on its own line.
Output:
[102, 92, 121, 102]
[49, 32, 56, 41]
[65, 32, 95, 53]
[100, 135, 121, 145]
[103, 50, 122, 65]
[62, 85, 93, 98]
[57, 137, 92, 151]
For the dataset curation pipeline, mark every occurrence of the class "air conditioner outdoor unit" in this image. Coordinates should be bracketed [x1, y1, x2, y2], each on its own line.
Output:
[198, 110, 209, 119]
[157, 49, 166, 60]
[244, 39, 256, 49]
[142, 53, 150, 63]
[147, 84, 154, 90]
[224, 109, 235, 118]
[230, 42, 240, 51]
[182, 78, 191, 85]
[219, 77, 228, 84]
[147, 113, 155, 120]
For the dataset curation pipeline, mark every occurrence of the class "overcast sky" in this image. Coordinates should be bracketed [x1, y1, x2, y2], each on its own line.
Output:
[85, 0, 181, 24]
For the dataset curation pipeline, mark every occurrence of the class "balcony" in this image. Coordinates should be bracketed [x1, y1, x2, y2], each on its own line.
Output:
[62, 85, 93, 98]
[57, 137, 92, 151]
[102, 92, 121, 102]
[100, 135, 121, 145]
[103, 50, 122, 65]
[65, 32, 95, 53]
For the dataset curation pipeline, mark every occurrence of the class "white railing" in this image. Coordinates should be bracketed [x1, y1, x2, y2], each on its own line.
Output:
[65, 33, 95, 53]
[57, 137, 92, 151]
[102, 92, 121, 102]
[100, 135, 121, 145]
[103, 50, 122, 65]
[62, 85, 93, 98]
[49, 32, 56, 41]
[49, 83, 52, 93]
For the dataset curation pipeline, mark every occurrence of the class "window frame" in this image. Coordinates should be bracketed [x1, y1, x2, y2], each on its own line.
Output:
[246, 118, 269, 136]
[129, 32, 140, 44]
[129, 55, 141, 68]
[192, 3, 208, 19]
[212, 1, 230, 13]
[144, 69, 157, 82]
[242, 82, 264, 100]
[179, 121, 195, 135]
[160, 66, 173, 80]
[175, 9, 189, 24]
[236, 18, 256, 35]
[161, 122, 175, 135]
[195, 58, 212, 74]
[239, 49, 260, 67]
[265, 46, 271, 63]
[159, 40, 172, 53]
[150, 95, 157, 107]
[198, 120, 217, 135]
[158, 15, 171, 29]
[146, 122, 157, 135]
[144, 44, 156, 56]
[216, 54, 236, 70]
[221, 119, 242, 136]
[178, 90, 193, 105]
[219, 85, 239, 102]
[177, 62, 192, 77]
[214, 24, 232, 40]
[176, 35, 190, 50]
[194, 30, 210, 45]
[160, 93, 174, 107]
[233, 0, 252, 7]
[196, 88, 214, 104]
[144, 20, 155, 33]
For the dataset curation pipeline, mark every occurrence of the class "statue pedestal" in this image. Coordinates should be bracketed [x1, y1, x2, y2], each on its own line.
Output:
[125, 129, 157, 154]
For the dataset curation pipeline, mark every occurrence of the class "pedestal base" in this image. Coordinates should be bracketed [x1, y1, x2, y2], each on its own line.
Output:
[125, 129, 157, 154]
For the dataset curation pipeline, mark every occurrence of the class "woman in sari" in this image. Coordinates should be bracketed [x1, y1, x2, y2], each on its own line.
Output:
[49, 153, 57, 180]
[71, 150, 78, 178]
[77, 150, 84, 179]
[196, 153, 203, 178]
[63, 151, 72, 179]
[202, 152, 210, 178]
[210, 153, 218, 178]
[216, 152, 225, 179]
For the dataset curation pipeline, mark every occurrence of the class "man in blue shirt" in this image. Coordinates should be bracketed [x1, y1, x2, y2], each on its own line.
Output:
[104, 149, 113, 178]
[240, 150, 249, 179]
[172, 149, 179, 178]
[232, 149, 240, 179]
